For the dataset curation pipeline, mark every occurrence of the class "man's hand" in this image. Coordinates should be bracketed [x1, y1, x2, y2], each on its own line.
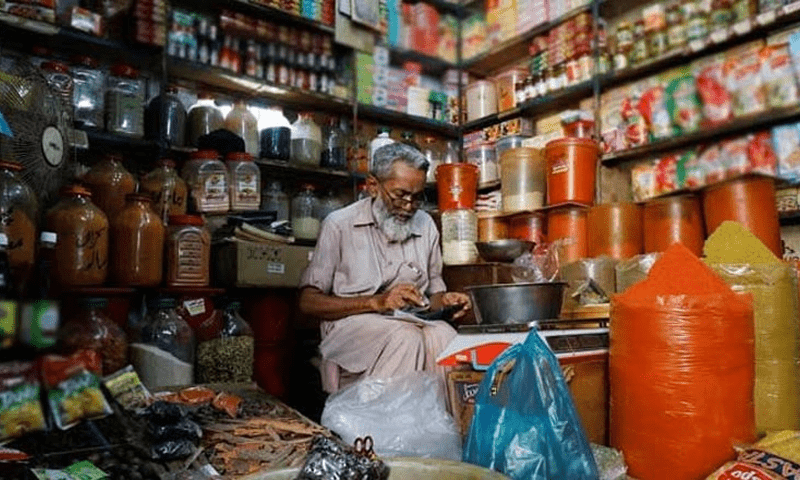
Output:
[439, 291, 471, 321]
[375, 283, 427, 313]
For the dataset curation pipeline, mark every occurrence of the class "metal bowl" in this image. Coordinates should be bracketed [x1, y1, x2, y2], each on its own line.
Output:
[475, 239, 535, 263]
[466, 282, 566, 324]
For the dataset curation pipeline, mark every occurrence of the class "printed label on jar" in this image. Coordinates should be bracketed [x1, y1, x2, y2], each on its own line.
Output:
[175, 231, 206, 279]
[75, 227, 108, 273]
[183, 299, 206, 316]
[550, 156, 569, 175]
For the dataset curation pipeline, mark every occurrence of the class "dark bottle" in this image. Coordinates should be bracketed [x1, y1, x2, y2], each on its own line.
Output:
[321, 117, 347, 170]
[18, 231, 60, 354]
[0, 233, 12, 297]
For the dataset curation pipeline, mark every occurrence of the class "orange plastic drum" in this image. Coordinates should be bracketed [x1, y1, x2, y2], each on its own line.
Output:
[643, 194, 705, 255]
[508, 212, 546, 244]
[702, 175, 782, 257]
[545, 137, 599, 205]
[436, 163, 479, 211]
[547, 206, 588, 263]
[477, 212, 508, 242]
[587, 202, 643, 260]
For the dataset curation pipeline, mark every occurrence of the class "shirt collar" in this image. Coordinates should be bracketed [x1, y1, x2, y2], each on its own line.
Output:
[352, 197, 424, 237]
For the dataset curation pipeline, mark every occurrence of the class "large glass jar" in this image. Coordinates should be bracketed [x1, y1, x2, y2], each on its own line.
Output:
[369, 126, 394, 171]
[110, 194, 164, 287]
[59, 297, 128, 375]
[132, 297, 194, 389]
[140, 159, 188, 224]
[423, 136, 441, 184]
[196, 301, 254, 384]
[145, 86, 187, 147]
[82, 153, 137, 219]
[71, 55, 105, 128]
[166, 215, 210, 287]
[321, 117, 346, 170]
[316, 190, 345, 221]
[261, 180, 289, 222]
[259, 106, 291, 161]
[182, 150, 230, 213]
[40, 61, 73, 113]
[0, 160, 37, 295]
[227, 152, 261, 212]
[290, 112, 322, 167]
[105, 63, 145, 138]
[291, 184, 321, 240]
[46, 185, 109, 288]
[441, 209, 478, 265]
[186, 92, 223, 147]
[224, 100, 259, 157]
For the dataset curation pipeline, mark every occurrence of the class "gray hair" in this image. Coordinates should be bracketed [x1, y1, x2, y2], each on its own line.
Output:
[371, 142, 429, 180]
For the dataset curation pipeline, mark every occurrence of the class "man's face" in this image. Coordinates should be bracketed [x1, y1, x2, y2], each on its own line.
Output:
[376, 161, 426, 223]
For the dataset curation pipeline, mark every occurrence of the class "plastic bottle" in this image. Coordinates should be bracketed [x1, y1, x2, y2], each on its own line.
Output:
[225, 100, 259, 157]
[226, 152, 261, 212]
[291, 112, 322, 167]
[321, 117, 347, 170]
[369, 126, 394, 171]
[422, 136, 441, 184]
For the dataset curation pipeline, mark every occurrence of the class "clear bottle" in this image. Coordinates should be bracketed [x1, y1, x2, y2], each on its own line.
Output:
[186, 92, 224, 147]
[443, 141, 460, 164]
[70, 55, 105, 128]
[196, 301, 254, 384]
[261, 180, 290, 222]
[110, 194, 165, 287]
[369, 126, 394, 171]
[316, 190, 344, 221]
[82, 153, 137, 219]
[422, 136, 441, 184]
[260, 106, 292, 161]
[321, 117, 347, 170]
[105, 63, 145, 138]
[290, 112, 322, 167]
[226, 152, 261, 212]
[291, 184, 321, 240]
[182, 150, 230, 213]
[133, 296, 195, 389]
[59, 297, 128, 375]
[0, 160, 37, 296]
[166, 215, 210, 287]
[224, 100, 259, 157]
[140, 159, 188, 224]
[40, 61, 73, 115]
[145, 86, 187, 147]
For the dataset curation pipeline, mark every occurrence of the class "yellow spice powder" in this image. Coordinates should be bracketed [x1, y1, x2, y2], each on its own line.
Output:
[703, 221, 780, 264]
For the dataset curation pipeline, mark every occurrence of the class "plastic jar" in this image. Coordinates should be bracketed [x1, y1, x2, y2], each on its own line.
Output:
[563, 119, 596, 139]
[140, 159, 188, 224]
[0, 160, 37, 294]
[166, 215, 210, 287]
[508, 212, 547, 244]
[110, 194, 165, 287]
[182, 150, 230, 213]
[260, 106, 291, 161]
[226, 152, 261, 212]
[494, 67, 528, 111]
[59, 297, 128, 375]
[40, 61, 73, 114]
[369, 126, 395, 171]
[196, 301, 254, 384]
[82, 153, 137, 219]
[186, 92, 224, 147]
[466, 80, 497, 121]
[643, 194, 704, 255]
[587, 202, 643, 260]
[225, 100, 259, 157]
[547, 206, 588, 264]
[466, 144, 500, 187]
[291, 184, 321, 240]
[261, 180, 290, 222]
[316, 190, 345, 221]
[436, 163, 479, 211]
[545, 137, 599, 205]
[495, 135, 526, 158]
[46, 185, 109, 288]
[441, 209, 478, 265]
[500, 147, 546, 213]
[105, 63, 145, 138]
[145, 86, 187, 147]
[477, 212, 508, 242]
[291, 112, 322, 167]
[70, 55, 104, 128]
[702, 175, 782, 257]
[132, 297, 194, 389]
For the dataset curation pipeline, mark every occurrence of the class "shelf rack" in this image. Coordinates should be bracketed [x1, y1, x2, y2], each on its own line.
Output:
[357, 104, 461, 138]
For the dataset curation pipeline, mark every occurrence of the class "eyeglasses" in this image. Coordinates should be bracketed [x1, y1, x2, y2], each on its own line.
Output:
[378, 182, 426, 208]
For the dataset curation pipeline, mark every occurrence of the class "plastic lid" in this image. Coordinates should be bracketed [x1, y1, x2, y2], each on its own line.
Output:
[169, 214, 205, 226]
[82, 297, 109, 309]
[157, 158, 177, 168]
[544, 137, 599, 151]
[377, 126, 391, 134]
[191, 150, 220, 160]
[110, 63, 138, 78]
[71, 55, 97, 68]
[61, 185, 92, 198]
[226, 152, 253, 162]
[40, 231, 57, 243]
[126, 193, 152, 203]
[41, 61, 69, 74]
[0, 233, 8, 248]
[0, 159, 23, 172]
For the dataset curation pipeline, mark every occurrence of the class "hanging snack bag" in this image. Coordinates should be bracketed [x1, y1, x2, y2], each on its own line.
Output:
[664, 67, 703, 135]
[726, 41, 767, 118]
[42, 350, 112, 430]
[0, 361, 46, 443]
[695, 54, 733, 126]
[748, 131, 778, 176]
[761, 43, 799, 109]
[698, 143, 725, 184]
[772, 123, 800, 183]
[637, 79, 673, 141]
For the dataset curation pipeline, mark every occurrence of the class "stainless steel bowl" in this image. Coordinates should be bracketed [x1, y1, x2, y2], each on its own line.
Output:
[466, 282, 566, 324]
[475, 239, 535, 263]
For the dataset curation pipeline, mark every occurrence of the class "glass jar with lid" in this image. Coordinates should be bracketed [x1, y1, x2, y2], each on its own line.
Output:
[631, 20, 649, 65]
[614, 21, 633, 70]
[105, 63, 145, 138]
[224, 100, 259, 157]
[226, 152, 261, 212]
[422, 136, 441, 184]
[666, 4, 687, 51]
[186, 92, 223, 147]
[316, 190, 345, 221]
[166, 215, 210, 287]
[196, 301, 254, 384]
[291, 184, 321, 240]
[40, 61, 73, 113]
[110, 194, 164, 287]
[145, 86, 187, 147]
[182, 150, 230, 213]
[260, 106, 291, 161]
[710, 0, 733, 33]
[83, 153, 137, 219]
[321, 117, 347, 170]
[441, 209, 478, 265]
[71, 55, 105, 129]
[261, 180, 289, 222]
[290, 112, 322, 167]
[46, 185, 109, 288]
[0, 160, 37, 295]
[59, 297, 128, 375]
[131, 296, 194, 389]
[140, 159, 188, 224]
[685, 0, 709, 44]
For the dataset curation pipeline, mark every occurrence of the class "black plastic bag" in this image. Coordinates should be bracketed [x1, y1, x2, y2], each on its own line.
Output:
[297, 436, 389, 480]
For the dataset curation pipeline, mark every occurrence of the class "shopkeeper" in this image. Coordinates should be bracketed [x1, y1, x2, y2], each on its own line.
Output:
[298, 142, 470, 385]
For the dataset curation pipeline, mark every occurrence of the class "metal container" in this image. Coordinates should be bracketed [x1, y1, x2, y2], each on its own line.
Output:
[242, 458, 510, 480]
[475, 239, 535, 263]
[466, 282, 566, 324]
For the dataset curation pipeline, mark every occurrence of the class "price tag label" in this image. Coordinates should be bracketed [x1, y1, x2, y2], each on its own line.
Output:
[732, 19, 752, 35]
[757, 9, 777, 26]
[183, 299, 206, 317]
[267, 262, 285, 274]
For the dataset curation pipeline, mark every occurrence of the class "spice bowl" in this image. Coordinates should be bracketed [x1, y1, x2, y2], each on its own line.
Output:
[475, 239, 535, 263]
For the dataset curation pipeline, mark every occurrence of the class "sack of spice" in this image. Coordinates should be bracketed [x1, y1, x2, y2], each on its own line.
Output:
[706, 431, 800, 479]
[704, 220, 800, 434]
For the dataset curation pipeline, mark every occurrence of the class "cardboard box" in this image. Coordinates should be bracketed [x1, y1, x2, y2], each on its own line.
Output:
[214, 241, 314, 288]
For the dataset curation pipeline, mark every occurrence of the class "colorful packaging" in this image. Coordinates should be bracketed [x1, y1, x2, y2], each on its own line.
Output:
[664, 67, 703, 135]
[638, 79, 673, 141]
[773, 123, 800, 182]
[623, 83, 649, 148]
[720, 136, 751, 180]
[695, 54, 733, 126]
[600, 87, 629, 153]
[726, 41, 767, 117]
[678, 148, 704, 189]
[42, 350, 112, 430]
[0, 361, 46, 443]
[655, 154, 680, 195]
[706, 430, 800, 480]
[698, 144, 725, 184]
[748, 130, 778, 176]
[631, 160, 658, 201]
[761, 43, 799, 109]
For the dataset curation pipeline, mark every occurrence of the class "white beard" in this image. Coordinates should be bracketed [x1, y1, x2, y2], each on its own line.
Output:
[372, 196, 412, 243]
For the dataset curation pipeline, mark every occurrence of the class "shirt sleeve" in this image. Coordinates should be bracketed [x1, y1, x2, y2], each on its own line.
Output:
[299, 217, 341, 294]
[425, 218, 447, 296]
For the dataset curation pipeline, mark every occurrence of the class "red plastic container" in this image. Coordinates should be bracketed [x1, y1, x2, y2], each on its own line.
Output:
[545, 137, 599, 205]
[547, 206, 588, 263]
[643, 194, 705, 255]
[436, 163, 479, 211]
[587, 203, 643, 260]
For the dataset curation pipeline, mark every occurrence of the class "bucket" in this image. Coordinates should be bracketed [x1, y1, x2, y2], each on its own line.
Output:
[547, 206, 588, 264]
[465, 80, 497, 121]
[643, 194, 705, 255]
[702, 175, 781, 257]
[436, 163, 479, 211]
[477, 211, 508, 242]
[508, 212, 546, 244]
[587, 203, 643, 260]
[500, 147, 546, 213]
[545, 137, 600, 205]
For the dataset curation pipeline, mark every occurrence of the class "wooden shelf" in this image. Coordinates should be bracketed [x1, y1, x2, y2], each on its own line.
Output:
[356, 104, 461, 138]
[172, 0, 335, 34]
[255, 158, 353, 180]
[780, 211, 800, 226]
[383, 44, 457, 76]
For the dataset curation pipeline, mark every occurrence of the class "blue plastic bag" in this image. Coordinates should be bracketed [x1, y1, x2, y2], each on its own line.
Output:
[462, 330, 599, 480]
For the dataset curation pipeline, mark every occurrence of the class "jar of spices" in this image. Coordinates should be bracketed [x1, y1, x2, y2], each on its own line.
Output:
[615, 21, 633, 70]
[0, 160, 37, 296]
[261, 180, 289, 222]
[59, 297, 128, 375]
[105, 64, 145, 138]
[110, 194, 164, 287]
[224, 100, 259, 157]
[145, 86, 187, 147]
[82, 153, 137, 219]
[140, 159, 188, 224]
[196, 301, 254, 384]
[46, 185, 109, 288]
[259, 106, 291, 161]
[186, 92, 223, 147]
[226, 152, 261, 212]
[291, 184, 321, 240]
[666, 4, 687, 51]
[131, 297, 194, 389]
[40, 61, 73, 114]
[70, 55, 104, 128]
[166, 215, 210, 287]
[631, 19, 649, 65]
[647, 12, 669, 57]
[291, 112, 322, 167]
[686, 0, 709, 44]
[182, 150, 230, 214]
[710, 0, 733, 33]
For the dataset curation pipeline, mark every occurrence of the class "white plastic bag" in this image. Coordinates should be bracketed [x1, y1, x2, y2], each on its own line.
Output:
[320, 372, 462, 461]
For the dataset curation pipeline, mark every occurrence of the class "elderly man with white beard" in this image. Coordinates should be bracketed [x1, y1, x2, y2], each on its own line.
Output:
[298, 142, 470, 385]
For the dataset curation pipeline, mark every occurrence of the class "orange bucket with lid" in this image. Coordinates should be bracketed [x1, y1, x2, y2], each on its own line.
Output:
[643, 194, 705, 255]
[547, 206, 588, 264]
[545, 137, 599, 205]
[508, 212, 546, 244]
[436, 163, 479, 211]
[587, 202, 643, 260]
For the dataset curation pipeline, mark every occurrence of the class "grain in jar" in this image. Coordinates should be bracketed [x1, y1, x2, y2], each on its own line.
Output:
[441, 209, 478, 265]
[140, 159, 188, 224]
[70, 55, 104, 128]
[182, 150, 230, 213]
[131, 297, 194, 389]
[110, 194, 164, 287]
[226, 152, 261, 212]
[0, 160, 37, 295]
[166, 215, 210, 287]
[224, 100, 259, 157]
[196, 301, 254, 384]
[186, 92, 223, 147]
[105, 64, 145, 138]
[291, 184, 321, 240]
[59, 297, 128, 375]
[46, 185, 109, 288]
[82, 153, 137, 219]
[500, 147, 546, 213]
